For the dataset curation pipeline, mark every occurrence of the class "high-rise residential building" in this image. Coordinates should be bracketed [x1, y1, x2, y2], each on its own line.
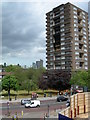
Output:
[88, 1, 90, 69]
[36, 59, 43, 69]
[46, 2, 89, 72]
[32, 59, 43, 69]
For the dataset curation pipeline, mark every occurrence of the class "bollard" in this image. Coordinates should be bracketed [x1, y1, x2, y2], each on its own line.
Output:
[84, 105, 86, 113]
[71, 110, 72, 118]
[22, 110, 23, 117]
[77, 106, 79, 115]
[74, 108, 76, 117]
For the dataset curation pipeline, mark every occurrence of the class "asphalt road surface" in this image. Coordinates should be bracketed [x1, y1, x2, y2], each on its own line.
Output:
[0, 99, 67, 118]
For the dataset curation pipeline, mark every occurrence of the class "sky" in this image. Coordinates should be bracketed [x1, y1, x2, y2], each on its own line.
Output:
[1, 0, 90, 67]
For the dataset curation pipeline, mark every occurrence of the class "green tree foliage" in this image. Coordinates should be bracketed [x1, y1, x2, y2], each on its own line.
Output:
[5, 65, 21, 72]
[4, 65, 46, 92]
[87, 70, 90, 90]
[70, 70, 88, 87]
[2, 75, 18, 99]
[25, 67, 46, 93]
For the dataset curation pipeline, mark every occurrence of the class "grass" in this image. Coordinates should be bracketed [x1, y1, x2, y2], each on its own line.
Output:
[0, 89, 59, 99]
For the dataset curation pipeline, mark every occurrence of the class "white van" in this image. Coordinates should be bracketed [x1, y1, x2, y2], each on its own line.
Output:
[25, 100, 40, 108]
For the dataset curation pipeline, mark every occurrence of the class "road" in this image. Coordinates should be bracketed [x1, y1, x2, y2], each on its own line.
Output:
[0, 99, 67, 118]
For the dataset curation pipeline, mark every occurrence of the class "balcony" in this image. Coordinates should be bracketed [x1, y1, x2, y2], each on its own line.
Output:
[79, 40, 84, 44]
[79, 32, 83, 37]
[53, 14, 60, 20]
[78, 23, 83, 28]
[52, 22, 60, 27]
[79, 49, 84, 53]
[78, 15, 83, 20]
[78, 57, 84, 62]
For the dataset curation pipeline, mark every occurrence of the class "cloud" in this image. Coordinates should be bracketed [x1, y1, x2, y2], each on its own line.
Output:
[2, 1, 88, 66]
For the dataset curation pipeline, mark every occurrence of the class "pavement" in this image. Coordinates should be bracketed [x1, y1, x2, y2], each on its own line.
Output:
[0, 96, 57, 104]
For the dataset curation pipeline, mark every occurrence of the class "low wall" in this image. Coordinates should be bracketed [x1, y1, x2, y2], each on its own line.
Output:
[59, 92, 90, 119]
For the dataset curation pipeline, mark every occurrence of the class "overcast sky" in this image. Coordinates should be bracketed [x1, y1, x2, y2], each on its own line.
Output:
[1, 0, 89, 67]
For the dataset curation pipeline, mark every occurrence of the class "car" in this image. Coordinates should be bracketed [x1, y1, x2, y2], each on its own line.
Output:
[21, 99, 31, 105]
[25, 100, 40, 108]
[57, 95, 68, 102]
[66, 99, 70, 107]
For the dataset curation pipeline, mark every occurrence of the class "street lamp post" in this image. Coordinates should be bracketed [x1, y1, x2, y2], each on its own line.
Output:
[8, 80, 10, 101]
[7, 102, 10, 116]
[47, 104, 50, 118]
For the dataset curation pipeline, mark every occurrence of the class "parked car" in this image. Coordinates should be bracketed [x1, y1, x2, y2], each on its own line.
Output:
[25, 100, 40, 108]
[66, 99, 70, 107]
[57, 95, 68, 102]
[21, 99, 31, 105]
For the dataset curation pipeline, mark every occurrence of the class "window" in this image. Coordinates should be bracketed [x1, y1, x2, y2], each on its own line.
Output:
[61, 47, 65, 50]
[62, 66, 65, 69]
[84, 40, 87, 43]
[50, 28, 52, 32]
[75, 52, 79, 55]
[75, 46, 79, 50]
[61, 52, 65, 54]
[50, 49, 53, 52]
[50, 12, 53, 16]
[60, 15, 64, 19]
[83, 28, 86, 31]
[82, 11, 85, 15]
[83, 36, 86, 39]
[56, 57, 60, 60]
[50, 58, 53, 61]
[75, 37, 78, 41]
[74, 15, 78, 19]
[61, 57, 65, 59]
[74, 33, 78, 36]
[84, 44, 87, 48]
[61, 37, 65, 41]
[73, 11, 77, 14]
[82, 19, 86, 23]
[85, 62, 88, 65]
[76, 62, 79, 64]
[61, 33, 65, 36]
[84, 49, 87, 52]
[74, 24, 78, 27]
[50, 36, 52, 39]
[83, 31, 86, 35]
[50, 44, 53, 48]
[60, 28, 65, 32]
[74, 28, 78, 31]
[50, 40, 52, 43]
[75, 56, 79, 59]
[60, 7, 64, 11]
[60, 19, 64, 23]
[85, 67, 88, 70]
[50, 54, 53, 56]
[50, 63, 53, 65]
[84, 53, 87, 56]
[74, 19, 78, 23]
[73, 7, 77, 11]
[61, 42, 65, 45]
[60, 24, 64, 27]
[60, 11, 64, 14]
[83, 23, 86, 27]
[83, 15, 86, 19]
[84, 58, 87, 60]
[61, 62, 65, 64]
[75, 42, 79, 45]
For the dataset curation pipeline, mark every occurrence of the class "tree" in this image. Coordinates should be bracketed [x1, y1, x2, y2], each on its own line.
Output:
[39, 70, 71, 91]
[70, 71, 88, 87]
[87, 70, 90, 90]
[2, 75, 18, 100]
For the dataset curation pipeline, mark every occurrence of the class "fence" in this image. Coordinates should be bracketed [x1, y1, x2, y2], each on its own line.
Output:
[59, 92, 90, 119]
